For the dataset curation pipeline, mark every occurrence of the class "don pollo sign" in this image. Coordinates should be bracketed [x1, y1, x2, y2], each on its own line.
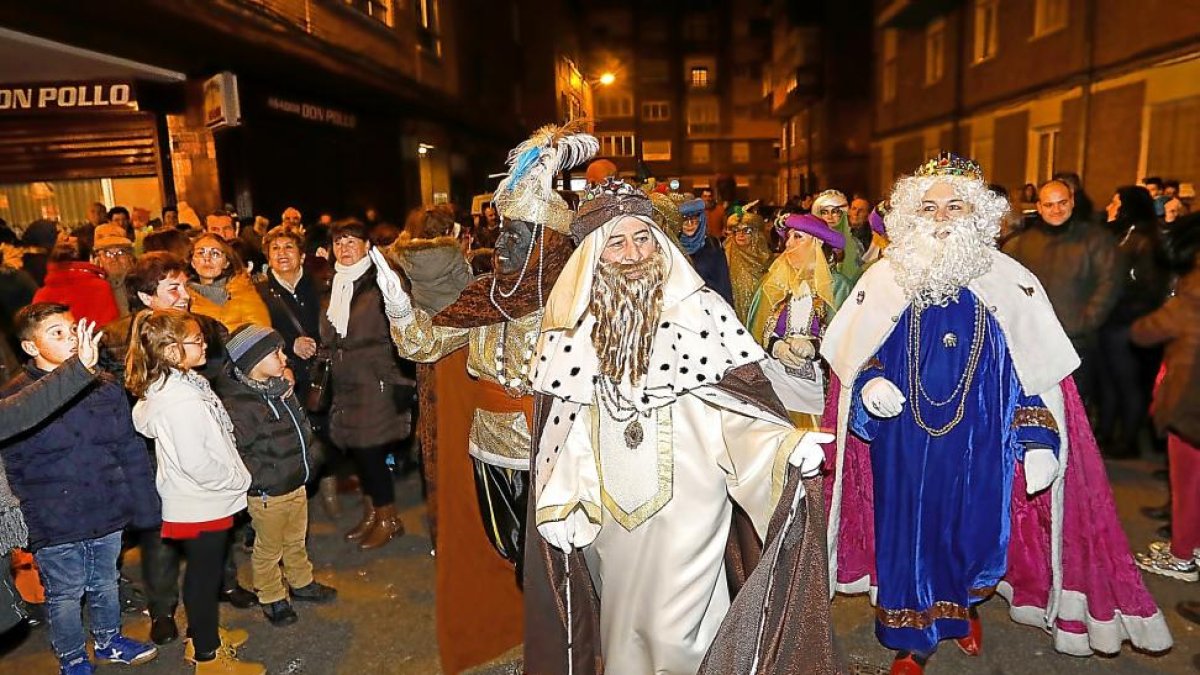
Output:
[0, 82, 137, 113]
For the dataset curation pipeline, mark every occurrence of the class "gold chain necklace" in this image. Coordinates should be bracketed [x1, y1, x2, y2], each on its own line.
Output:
[906, 300, 987, 437]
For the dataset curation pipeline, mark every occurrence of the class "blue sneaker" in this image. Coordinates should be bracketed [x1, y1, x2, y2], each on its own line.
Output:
[58, 655, 94, 675]
[93, 634, 158, 665]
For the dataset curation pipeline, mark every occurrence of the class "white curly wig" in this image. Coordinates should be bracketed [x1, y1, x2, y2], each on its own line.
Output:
[883, 174, 1009, 308]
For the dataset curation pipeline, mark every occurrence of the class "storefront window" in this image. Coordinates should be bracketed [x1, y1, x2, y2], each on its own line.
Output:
[0, 177, 161, 229]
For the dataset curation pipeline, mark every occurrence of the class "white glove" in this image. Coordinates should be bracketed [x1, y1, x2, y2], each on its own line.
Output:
[784, 335, 816, 360]
[862, 377, 905, 418]
[788, 431, 834, 477]
[368, 247, 413, 320]
[772, 339, 810, 369]
[537, 508, 596, 553]
[1024, 447, 1059, 495]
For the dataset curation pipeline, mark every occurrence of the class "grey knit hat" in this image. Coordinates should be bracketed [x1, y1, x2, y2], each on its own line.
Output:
[226, 324, 285, 374]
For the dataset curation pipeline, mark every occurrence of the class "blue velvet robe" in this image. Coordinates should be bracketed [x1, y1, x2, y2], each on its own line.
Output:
[850, 291, 1060, 655]
[689, 236, 735, 306]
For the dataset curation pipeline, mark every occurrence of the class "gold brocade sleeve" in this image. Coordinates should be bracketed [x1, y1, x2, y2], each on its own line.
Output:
[387, 305, 470, 363]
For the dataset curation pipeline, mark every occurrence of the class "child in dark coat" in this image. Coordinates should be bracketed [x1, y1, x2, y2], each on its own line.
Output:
[216, 324, 336, 626]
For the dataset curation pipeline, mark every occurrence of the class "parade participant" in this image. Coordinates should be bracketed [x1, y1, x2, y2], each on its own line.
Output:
[862, 204, 890, 266]
[524, 177, 837, 675]
[746, 213, 844, 428]
[821, 153, 1172, 674]
[724, 208, 774, 323]
[811, 189, 864, 303]
[375, 122, 594, 673]
[671, 196, 734, 304]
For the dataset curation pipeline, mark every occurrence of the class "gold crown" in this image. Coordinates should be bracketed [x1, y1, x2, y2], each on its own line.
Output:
[915, 152, 984, 181]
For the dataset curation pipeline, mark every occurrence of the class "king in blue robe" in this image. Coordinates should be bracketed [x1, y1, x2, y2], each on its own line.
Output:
[850, 290, 1060, 656]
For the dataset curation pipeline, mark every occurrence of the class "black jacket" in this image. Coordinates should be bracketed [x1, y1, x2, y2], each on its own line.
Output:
[0, 357, 94, 442]
[213, 370, 321, 497]
[254, 270, 325, 396]
[0, 364, 159, 550]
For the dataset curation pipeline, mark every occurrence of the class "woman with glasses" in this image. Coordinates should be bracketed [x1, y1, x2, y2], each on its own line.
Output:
[187, 234, 271, 332]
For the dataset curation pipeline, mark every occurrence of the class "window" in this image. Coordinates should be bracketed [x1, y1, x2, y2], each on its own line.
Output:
[686, 99, 720, 135]
[882, 30, 898, 103]
[415, 0, 441, 56]
[973, 0, 1000, 64]
[1147, 96, 1200, 187]
[642, 140, 672, 161]
[597, 91, 634, 118]
[640, 59, 669, 84]
[732, 142, 750, 164]
[599, 133, 636, 157]
[642, 101, 670, 121]
[1033, 0, 1068, 38]
[690, 67, 710, 88]
[1035, 127, 1060, 183]
[925, 19, 945, 86]
[691, 142, 711, 164]
[346, 0, 392, 25]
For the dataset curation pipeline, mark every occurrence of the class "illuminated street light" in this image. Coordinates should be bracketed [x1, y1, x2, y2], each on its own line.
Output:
[598, 72, 616, 86]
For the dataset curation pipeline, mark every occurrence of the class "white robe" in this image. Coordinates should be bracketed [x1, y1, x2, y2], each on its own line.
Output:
[538, 390, 802, 675]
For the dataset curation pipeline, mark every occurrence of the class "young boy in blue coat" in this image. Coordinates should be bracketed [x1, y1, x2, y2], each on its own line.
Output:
[1, 303, 159, 674]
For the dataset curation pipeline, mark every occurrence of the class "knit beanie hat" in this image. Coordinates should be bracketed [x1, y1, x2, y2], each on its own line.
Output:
[226, 324, 285, 374]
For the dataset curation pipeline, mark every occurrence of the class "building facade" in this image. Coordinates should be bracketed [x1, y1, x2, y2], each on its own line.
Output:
[582, 0, 779, 203]
[871, 0, 1200, 203]
[764, 0, 874, 203]
[0, 0, 589, 228]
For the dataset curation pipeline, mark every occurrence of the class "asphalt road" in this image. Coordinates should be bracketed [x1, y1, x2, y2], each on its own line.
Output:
[0, 459, 1195, 674]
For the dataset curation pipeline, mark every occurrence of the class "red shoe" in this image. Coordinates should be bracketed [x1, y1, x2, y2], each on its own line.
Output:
[890, 653, 924, 675]
[955, 614, 983, 656]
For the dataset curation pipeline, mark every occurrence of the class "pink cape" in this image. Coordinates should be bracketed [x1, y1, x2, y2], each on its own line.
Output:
[822, 376, 1173, 656]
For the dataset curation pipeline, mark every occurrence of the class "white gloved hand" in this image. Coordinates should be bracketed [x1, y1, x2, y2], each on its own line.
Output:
[784, 335, 815, 360]
[1024, 447, 1059, 495]
[788, 431, 835, 477]
[771, 339, 806, 369]
[368, 247, 413, 320]
[862, 377, 905, 418]
[537, 508, 596, 553]
[538, 519, 573, 553]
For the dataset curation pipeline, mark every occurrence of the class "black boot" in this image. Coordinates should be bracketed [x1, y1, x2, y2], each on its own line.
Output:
[150, 615, 178, 645]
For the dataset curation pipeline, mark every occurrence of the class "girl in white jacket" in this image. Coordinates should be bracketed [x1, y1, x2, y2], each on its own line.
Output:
[126, 310, 263, 675]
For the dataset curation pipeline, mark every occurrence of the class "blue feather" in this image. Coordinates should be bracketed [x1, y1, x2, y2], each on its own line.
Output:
[509, 146, 542, 186]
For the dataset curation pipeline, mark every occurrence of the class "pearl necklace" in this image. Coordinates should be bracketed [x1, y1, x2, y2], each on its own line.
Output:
[598, 377, 649, 449]
[906, 300, 986, 437]
[489, 219, 546, 322]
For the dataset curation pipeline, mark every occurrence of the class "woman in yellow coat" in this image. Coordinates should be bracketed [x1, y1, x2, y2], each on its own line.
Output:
[188, 233, 272, 331]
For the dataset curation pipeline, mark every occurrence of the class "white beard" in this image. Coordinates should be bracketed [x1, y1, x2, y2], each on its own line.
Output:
[885, 214, 994, 308]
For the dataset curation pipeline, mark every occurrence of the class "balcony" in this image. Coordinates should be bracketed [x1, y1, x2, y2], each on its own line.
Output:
[769, 64, 823, 116]
[876, 0, 961, 28]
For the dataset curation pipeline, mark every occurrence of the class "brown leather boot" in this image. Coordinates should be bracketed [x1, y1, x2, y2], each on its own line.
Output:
[344, 497, 375, 541]
[358, 504, 404, 550]
[318, 475, 341, 518]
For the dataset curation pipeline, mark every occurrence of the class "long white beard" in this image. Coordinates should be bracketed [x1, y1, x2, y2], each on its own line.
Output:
[886, 215, 994, 308]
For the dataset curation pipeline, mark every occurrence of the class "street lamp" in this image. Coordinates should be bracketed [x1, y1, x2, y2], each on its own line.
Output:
[598, 72, 616, 86]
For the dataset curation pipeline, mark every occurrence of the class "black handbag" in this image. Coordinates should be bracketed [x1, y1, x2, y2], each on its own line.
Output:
[305, 352, 333, 414]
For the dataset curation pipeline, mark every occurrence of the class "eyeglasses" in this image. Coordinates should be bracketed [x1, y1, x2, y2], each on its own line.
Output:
[192, 248, 226, 260]
[181, 337, 205, 348]
[98, 249, 132, 259]
[730, 226, 756, 235]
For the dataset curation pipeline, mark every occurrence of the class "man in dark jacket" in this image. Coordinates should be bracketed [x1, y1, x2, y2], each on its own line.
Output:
[1002, 179, 1120, 401]
[1, 303, 159, 673]
[215, 324, 335, 627]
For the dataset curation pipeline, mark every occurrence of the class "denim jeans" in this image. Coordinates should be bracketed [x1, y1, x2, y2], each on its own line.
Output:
[33, 530, 124, 663]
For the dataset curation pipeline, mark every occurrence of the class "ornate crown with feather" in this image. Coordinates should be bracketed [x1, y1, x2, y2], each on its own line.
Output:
[493, 120, 599, 235]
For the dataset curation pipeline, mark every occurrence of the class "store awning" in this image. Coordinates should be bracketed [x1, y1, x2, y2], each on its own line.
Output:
[0, 27, 184, 84]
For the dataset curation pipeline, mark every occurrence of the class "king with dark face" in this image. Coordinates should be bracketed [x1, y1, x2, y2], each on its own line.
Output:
[494, 219, 535, 276]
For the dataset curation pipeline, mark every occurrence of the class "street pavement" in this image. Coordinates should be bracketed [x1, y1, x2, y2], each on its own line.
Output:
[0, 459, 1196, 674]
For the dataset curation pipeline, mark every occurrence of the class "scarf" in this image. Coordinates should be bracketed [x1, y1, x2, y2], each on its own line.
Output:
[188, 276, 231, 306]
[181, 369, 239, 454]
[327, 255, 373, 338]
[680, 214, 708, 256]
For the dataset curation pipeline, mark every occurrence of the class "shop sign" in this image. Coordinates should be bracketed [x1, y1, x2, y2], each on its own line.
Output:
[204, 72, 242, 129]
[265, 96, 357, 130]
[0, 82, 137, 113]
